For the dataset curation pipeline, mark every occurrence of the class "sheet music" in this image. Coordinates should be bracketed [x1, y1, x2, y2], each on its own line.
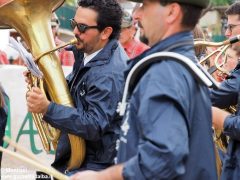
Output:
[9, 37, 43, 78]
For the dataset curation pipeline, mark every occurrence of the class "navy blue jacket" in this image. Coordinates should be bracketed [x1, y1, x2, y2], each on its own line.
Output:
[0, 85, 8, 166]
[117, 32, 217, 180]
[211, 64, 240, 180]
[43, 39, 127, 172]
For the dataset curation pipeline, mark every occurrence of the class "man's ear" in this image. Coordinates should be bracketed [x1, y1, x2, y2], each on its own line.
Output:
[166, 3, 182, 24]
[101, 27, 113, 40]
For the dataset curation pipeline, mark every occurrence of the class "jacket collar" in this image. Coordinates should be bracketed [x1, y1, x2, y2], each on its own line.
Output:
[124, 31, 194, 76]
[72, 39, 119, 68]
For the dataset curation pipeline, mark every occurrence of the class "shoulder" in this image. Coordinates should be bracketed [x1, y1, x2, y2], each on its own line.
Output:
[137, 58, 196, 93]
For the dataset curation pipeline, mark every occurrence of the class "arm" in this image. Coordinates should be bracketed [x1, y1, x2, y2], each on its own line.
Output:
[212, 106, 240, 141]
[210, 71, 240, 108]
[70, 164, 124, 180]
[121, 61, 190, 179]
[123, 88, 189, 179]
[43, 75, 123, 140]
[223, 114, 240, 141]
[212, 106, 230, 130]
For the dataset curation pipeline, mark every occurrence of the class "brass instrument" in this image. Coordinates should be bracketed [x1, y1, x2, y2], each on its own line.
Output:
[195, 38, 239, 148]
[195, 36, 240, 75]
[0, 0, 85, 170]
[194, 35, 240, 47]
[213, 45, 230, 76]
[195, 37, 240, 179]
[195, 39, 229, 65]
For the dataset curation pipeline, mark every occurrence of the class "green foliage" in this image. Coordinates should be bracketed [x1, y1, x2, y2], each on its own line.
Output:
[210, 0, 233, 6]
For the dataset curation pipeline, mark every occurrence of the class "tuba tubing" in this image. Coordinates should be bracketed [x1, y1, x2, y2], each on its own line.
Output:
[0, 0, 85, 170]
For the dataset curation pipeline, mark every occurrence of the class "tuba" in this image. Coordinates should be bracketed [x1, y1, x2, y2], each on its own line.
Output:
[0, 0, 85, 170]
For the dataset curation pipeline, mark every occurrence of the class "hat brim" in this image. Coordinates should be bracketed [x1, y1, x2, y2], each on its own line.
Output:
[127, 0, 143, 2]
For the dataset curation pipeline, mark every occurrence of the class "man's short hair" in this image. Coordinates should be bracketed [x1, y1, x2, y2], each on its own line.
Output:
[225, 2, 240, 17]
[159, 1, 204, 29]
[78, 0, 123, 40]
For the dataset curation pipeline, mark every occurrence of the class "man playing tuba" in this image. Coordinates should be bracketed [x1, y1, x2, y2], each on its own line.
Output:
[26, 0, 127, 175]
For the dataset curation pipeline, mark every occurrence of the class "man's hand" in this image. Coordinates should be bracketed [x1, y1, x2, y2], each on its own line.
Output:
[212, 106, 230, 130]
[70, 171, 102, 180]
[23, 70, 31, 84]
[70, 164, 124, 180]
[26, 87, 50, 114]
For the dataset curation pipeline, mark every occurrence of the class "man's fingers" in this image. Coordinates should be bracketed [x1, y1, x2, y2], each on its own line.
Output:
[27, 102, 33, 108]
[23, 70, 31, 84]
[26, 89, 41, 102]
[23, 70, 29, 76]
[32, 87, 42, 94]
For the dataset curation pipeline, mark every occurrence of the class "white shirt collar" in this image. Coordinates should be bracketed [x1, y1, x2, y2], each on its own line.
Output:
[83, 49, 102, 66]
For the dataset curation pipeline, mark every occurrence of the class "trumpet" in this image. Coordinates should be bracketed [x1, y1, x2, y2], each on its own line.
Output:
[194, 35, 240, 47]
[195, 35, 240, 76]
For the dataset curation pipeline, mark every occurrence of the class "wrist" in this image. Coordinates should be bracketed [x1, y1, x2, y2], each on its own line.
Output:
[98, 164, 124, 180]
[42, 101, 50, 114]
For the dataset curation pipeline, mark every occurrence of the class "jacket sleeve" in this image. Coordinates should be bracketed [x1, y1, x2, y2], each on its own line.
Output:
[210, 71, 240, 108]
[211, 70, 240, 140]
[223, 114, 240, 141]
[122, 76, 189, 179]
[43, 74, 123, 141]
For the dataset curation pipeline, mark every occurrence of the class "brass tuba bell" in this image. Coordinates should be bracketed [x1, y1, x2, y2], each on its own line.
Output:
[0, 0, 85, 170]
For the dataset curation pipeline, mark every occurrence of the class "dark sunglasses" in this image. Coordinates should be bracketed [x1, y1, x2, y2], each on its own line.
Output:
[70, 18, 99, 33]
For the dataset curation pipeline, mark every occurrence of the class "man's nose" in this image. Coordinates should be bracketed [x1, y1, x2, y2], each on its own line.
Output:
[73, 26, 80, 35]
[225, 28, 231, 38]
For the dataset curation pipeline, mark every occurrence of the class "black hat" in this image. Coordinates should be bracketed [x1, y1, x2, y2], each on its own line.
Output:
[127, 0, 209, 8]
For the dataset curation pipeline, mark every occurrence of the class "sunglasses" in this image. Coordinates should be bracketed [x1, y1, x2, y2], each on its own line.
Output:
[70, 18, 99, 33]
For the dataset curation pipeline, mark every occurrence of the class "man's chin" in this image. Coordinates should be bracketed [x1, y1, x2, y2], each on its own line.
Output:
[75, 44, 83, 50]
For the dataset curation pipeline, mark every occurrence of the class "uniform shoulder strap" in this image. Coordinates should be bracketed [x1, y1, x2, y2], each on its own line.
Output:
[117, 52, 219, 116]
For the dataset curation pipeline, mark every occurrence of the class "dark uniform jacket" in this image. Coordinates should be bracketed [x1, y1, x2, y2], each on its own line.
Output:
[43, 39, 127, 173]
[211, 63, 240, 180]
[117, 32, 218, 180]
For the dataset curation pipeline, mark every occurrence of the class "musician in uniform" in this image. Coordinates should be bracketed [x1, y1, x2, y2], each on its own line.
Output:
[211, 2, 240, 179]
[70, 0, 218, 179]
[26, 0, 127, 175]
